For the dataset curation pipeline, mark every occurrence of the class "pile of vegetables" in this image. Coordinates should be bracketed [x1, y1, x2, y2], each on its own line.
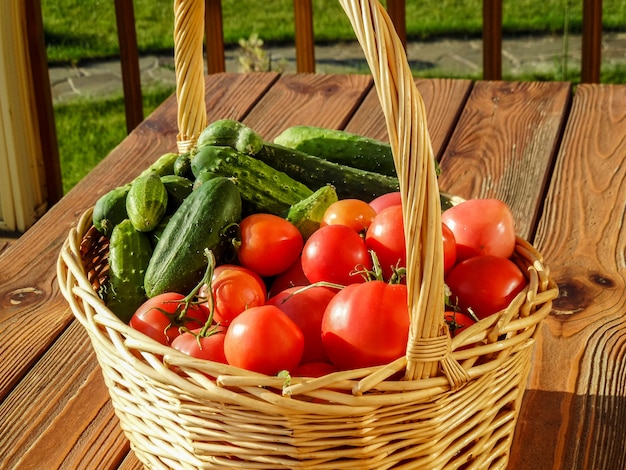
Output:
[93, 119, 527, 378]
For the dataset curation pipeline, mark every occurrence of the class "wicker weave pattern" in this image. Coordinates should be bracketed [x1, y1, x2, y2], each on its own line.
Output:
[57, 0, 559, 468]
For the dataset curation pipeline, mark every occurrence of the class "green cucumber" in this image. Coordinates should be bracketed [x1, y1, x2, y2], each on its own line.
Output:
[144, 176, 242, 298]
[93, 184, 131, 237]
[139, 152, 179, 178]
[107, 219, 153, 322]
[161, 174, 193, 212]
[255, 143, 400, 201]
[191, 145, 313, 216]
[287, 185, 338, 239]
[274, 126, 397, 176]
[126, 172, 168, 232]
[197, 119, 264, 155]
[174, 152, 193, 179]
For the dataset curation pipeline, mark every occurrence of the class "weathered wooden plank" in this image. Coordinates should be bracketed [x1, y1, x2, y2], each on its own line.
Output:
[511, 84, 626, 470]
[243, 74, 373, 140]
[344, 78, 472, 160]
[436, 80, 572, 240]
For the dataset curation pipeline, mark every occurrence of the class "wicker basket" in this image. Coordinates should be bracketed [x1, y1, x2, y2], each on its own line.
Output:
[57, 0, 559, 468]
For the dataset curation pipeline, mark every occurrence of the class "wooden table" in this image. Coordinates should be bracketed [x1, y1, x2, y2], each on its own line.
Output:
[1, 73, 625, 469]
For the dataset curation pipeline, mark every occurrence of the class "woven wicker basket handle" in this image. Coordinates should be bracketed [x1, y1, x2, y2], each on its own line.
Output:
[338, 0, 466, 384]
[174, 0, 207, 153]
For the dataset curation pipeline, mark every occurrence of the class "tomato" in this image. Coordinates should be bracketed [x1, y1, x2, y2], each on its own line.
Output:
[200, 265, 267, 326]
[444, 311, 476, 337]
[445, 255, 526, 320]
[442, 222, 457, 274]
[130, 293, 210, 346]
[223, 305, 305, 375]
[237, 213, 304, 277]
[369, 191, 401, 213]
[441, 198, 516, 261]
[267, 256, 310, 298]
[267, 285, 338, 364]
[293, 362, 338, 378]
[321, 198, 377, 233]
[170, 327, 227, 364]
[321, 281, 409, 370]
[301, 224, 372, 286]
[365, 204, 405, 281]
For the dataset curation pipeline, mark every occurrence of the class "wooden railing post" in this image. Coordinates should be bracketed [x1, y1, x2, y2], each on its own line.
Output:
[482, 0, 502, 80]
[581, 0, 602, 83]
[386, 0, 406, 48]
[294, 0, 315, 73]
[205, 0, 225, 73]
[114, 0, 143, 133]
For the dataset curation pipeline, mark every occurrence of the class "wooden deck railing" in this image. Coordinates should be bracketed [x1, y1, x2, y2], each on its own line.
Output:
[27, 0, 604, 208]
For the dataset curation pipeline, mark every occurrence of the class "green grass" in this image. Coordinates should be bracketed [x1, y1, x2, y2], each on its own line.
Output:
[44, 0, 626, 193]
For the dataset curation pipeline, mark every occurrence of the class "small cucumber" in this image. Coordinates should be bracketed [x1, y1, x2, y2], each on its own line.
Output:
[107, 219, 153, 323]
[126, 172, 168, 232]
[93, 184, 131, 237]
[274, 126, 397, 176]
[174, 152, 193, 179]
[255, 143, 400, 201]
[197, 119, 264, 155]
[161, 174, 193, 212]
[144, 176, 242, 298]
[287, 185, 338, 239]
[138, 152, 180, 178]
[191, 145, 313, 216]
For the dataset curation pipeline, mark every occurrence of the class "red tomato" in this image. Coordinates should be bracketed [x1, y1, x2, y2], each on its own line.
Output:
[301, 224, 372, 286]
[321, 198, 377, 233]
[223, 305, 305, 375]
[369, 191, 401, 213]
[130, 293, 210, 345]
[442, 222, 457, 274]
[170, 327, 227, 364]
[441, 198, 516, 261]
[267, 285, 338, 364]
[445, 255, 527, 320]
[268, 256, 310, 298]
[365, 204, 405, 281]
[444, 311, 476, 337]
[213, 264, 267, 297]
[237, 213, 304, 277]
[293, 362, 338, 378]
[321, 281, 409, 370]
[201, 265, 267, 326]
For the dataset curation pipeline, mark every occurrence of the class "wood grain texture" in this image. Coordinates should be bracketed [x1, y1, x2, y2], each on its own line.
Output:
[437, 80, 572, 240]
[511, 84, 626, 470]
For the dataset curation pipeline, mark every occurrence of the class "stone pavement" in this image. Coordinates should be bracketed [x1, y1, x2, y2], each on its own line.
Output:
[49, 33, 626, 104]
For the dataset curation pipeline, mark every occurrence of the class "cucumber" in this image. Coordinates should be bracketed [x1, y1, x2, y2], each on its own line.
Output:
[274, 126, 397, 176]
[93, 184, 131, 237]
[287, 185, 338, 239]
[197, 119, 264, 155]
[255, 143, 400, 201]
[107, 219, 153, 323]
[161, 174, 193, 212]
[191, 145, 313, 216]
[138, 152, 179, 178]
[174, 152, 193, 179]
[144, 176, 242, 298]
[126, 172, 168, 232]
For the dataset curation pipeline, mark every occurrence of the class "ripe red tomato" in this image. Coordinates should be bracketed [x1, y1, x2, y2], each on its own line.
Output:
[267, 285, 338, 364]
[301, 224, 372, 285]
[321, 281, 409, 370]
[321, 198, 377, 233]
[223, 305, 305, 375]
[442, 222, 457, 274]
[201, 265, 267, 326]
[445, 255, 526, 320]
[170, 327, 227, 364]
[365, 204, 405, 281]
[267, 256, 310, 298]
[444, 311, 476, 337]
[441, 198, 516, 262]
[237, 213, 304, 277]
[130, 293, 210, 345]
[369, 191, 401, 213]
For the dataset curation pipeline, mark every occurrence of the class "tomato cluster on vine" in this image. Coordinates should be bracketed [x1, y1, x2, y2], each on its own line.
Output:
[129, 192, 527, 378]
